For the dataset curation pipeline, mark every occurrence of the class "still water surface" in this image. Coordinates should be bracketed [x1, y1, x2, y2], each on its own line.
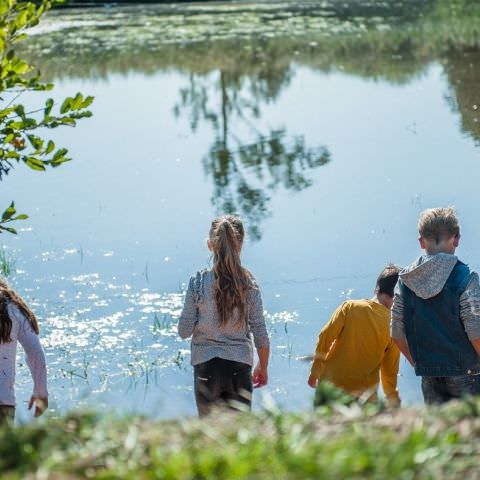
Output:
[2, 1, 480, 420]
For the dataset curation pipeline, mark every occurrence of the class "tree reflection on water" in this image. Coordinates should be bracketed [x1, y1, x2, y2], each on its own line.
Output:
[443, 51, 480, 146]
[174, 70, 330, 240]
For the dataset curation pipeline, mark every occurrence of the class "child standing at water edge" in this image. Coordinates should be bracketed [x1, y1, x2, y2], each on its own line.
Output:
[0, 280, 48, 425]
[178, 215, 270, 417]
[392, 207, 480, 404]
[308, 265, 401, 406]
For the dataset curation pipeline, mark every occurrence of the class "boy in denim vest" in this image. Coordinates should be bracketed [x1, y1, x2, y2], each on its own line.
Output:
[392, 207, 480, 404]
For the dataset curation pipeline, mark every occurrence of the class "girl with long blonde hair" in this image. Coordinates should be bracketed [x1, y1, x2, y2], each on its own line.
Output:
[178, 215, 270, 416]
[0, 279, 48, 425]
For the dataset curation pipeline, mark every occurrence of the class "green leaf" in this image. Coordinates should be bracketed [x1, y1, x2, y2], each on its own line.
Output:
[60, 117, 76, 126]
[50, 157, 71, 167]
[5, 150, 20, 159]
[23, 118, 37, 129]
[44, 98, 54, 117]
[1, 202, 16, 221]
[14, 10, 29, 30]
[0, 226, 18, 235]
[12, 33, 27, 43]
[71, 92, 83, 110]
[11, 214, 28, 220]
[14, 104, 25, 119]
[9, 58, 30, 75]
[26, 134, 43, 151]
[52, 148, 68, 160]
[50, 147, 70, 166]
[24, 157, 46, 171]
[45, 140, 55, 154]
[60, 97, 72, 114]
[0, 4, 10, 16]
[81, 96, 94, 109]
[7, 120, 24, 130]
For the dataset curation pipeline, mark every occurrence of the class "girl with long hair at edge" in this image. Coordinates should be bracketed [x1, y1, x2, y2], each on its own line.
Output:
[178, 215, 270, 416]
[0, 279, 48, 426]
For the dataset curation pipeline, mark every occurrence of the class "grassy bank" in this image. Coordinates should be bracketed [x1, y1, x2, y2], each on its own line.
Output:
[24, 0, 480, 76]
[2, 398, 480, 479]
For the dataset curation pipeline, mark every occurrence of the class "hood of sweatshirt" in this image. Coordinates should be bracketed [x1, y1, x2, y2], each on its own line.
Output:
[399, 253, 459, 300]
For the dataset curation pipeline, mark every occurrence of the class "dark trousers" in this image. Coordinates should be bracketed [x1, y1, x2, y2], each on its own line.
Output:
[422, 375, 480, 404]
[0, 405, 15, 426]
[194, 357, 252, 417]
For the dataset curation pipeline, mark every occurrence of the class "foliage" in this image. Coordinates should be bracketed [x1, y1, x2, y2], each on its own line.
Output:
[0, 201, 26, 234]
[2, 398, 480, 478]
[0, 244, 14, 275]
[0, 0, 93, 234]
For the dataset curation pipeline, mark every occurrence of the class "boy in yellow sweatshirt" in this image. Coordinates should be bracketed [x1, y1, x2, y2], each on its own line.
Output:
[308, 265, 401, 405]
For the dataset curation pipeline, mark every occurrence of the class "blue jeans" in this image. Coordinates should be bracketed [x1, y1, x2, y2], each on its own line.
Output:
[421, 375, 480, 404]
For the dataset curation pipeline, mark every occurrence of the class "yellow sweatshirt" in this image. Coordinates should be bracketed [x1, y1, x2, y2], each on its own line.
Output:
[310, 299, 400, 404]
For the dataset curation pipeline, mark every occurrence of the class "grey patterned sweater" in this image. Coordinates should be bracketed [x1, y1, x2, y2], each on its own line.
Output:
[391, 253, 480, 341]
[178, 269, 269, 366]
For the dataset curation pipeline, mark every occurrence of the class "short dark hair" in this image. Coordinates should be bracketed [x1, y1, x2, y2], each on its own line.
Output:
[376, 264, 401, 298]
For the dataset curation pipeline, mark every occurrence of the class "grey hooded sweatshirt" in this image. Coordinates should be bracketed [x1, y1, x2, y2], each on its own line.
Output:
[391, 253, 480, 342]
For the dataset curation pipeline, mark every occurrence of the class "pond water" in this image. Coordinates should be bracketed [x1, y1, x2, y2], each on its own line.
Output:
[2, 0, 480, 421]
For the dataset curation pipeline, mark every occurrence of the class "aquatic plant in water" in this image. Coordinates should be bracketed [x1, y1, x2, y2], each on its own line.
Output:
[0, 248, 15, 277]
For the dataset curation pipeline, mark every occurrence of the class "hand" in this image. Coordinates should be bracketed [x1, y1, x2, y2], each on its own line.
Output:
[308, 374, 318, 389]
[252, 363, 268, 388]
[28, 396, 48, 417]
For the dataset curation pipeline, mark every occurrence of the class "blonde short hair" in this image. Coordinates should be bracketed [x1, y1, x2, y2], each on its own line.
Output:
[418, 207, 460, 243]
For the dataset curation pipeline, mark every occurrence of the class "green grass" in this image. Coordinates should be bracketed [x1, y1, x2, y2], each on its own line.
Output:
[0, 248, 15, 277]
[2, 397, 480, 479]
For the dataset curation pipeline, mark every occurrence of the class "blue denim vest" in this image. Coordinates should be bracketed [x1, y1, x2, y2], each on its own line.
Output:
[400, 261, 480, 376]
